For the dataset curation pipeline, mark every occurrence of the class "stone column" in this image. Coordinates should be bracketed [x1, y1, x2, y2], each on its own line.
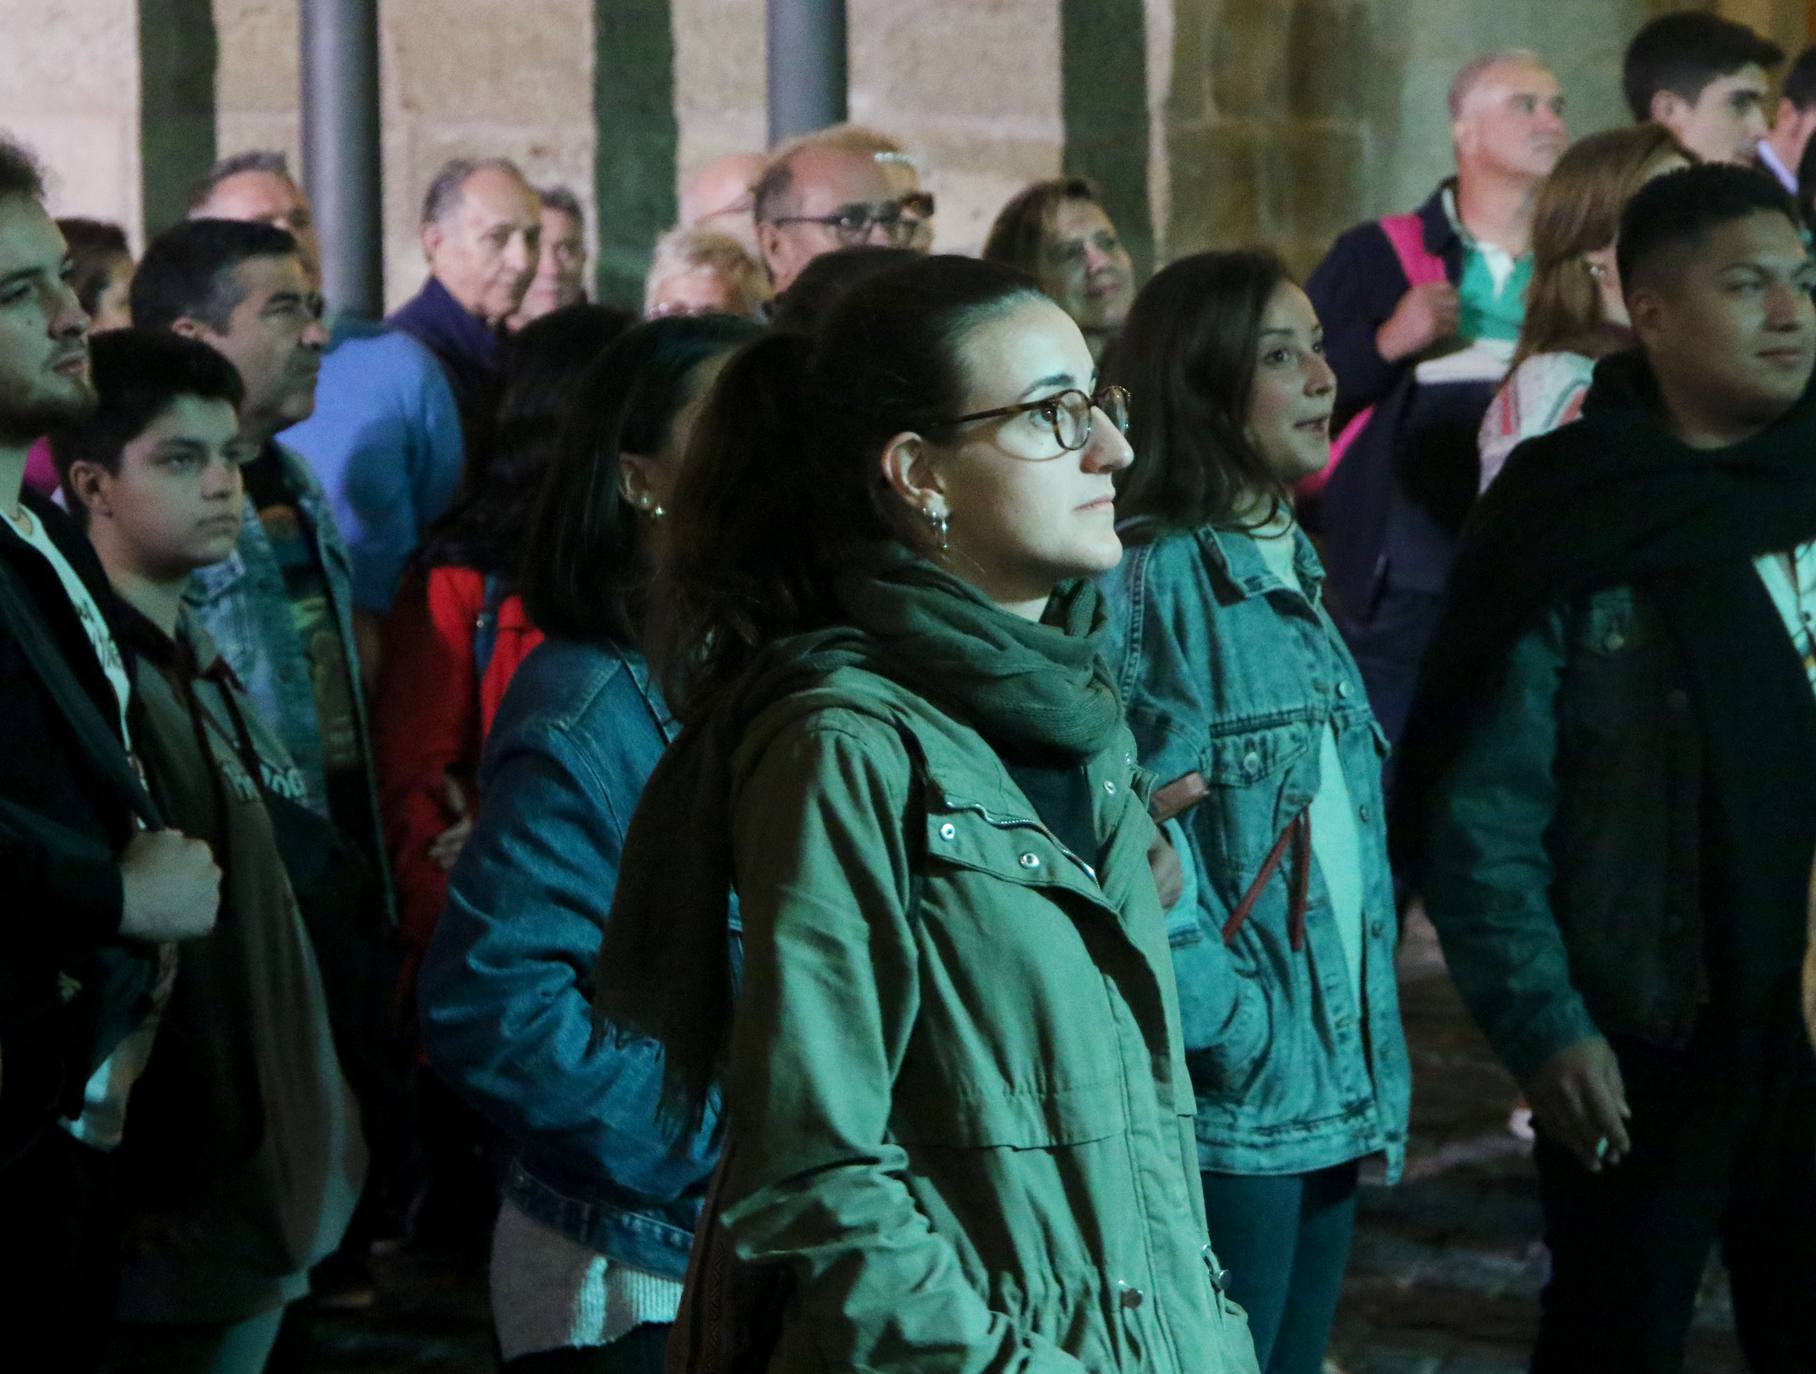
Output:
[595, 0, 681, 307]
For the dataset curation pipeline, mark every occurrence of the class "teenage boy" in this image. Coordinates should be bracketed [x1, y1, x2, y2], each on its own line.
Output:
[1624, 11, 1784, 167]
[54, 327, 366, 1369]
[0, 137, 220, 1361]
[1404, 164, 1816, 1372]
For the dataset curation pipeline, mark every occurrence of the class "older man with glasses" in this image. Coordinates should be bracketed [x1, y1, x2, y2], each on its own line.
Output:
[752, 123, 934, 293]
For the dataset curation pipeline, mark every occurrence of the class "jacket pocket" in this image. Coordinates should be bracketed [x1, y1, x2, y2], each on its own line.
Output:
[889, 1075, 1127, 1149]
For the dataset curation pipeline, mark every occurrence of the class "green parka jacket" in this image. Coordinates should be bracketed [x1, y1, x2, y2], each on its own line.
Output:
[714, 665, 1260, 1374]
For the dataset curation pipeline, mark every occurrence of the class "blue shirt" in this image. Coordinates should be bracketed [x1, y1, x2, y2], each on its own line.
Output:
[280, 316, 464, 613]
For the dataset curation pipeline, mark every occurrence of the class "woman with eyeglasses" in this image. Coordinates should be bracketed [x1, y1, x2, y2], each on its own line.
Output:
[593, 255, 1261, 1374]
[1102, 251, 1411, 1374]
[984, 178, 1136, 364]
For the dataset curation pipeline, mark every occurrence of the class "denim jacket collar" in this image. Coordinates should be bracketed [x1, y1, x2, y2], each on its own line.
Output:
[1194, 521, 1328, 604]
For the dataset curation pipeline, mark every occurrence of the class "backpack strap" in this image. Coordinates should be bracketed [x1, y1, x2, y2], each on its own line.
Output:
[1300, 211, 1450, 499]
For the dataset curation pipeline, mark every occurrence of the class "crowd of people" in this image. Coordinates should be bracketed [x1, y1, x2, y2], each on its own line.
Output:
[3, 8, 1815, 1374]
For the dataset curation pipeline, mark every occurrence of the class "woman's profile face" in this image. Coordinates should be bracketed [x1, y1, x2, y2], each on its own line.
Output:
[921, 295, 1134, 616]
[1039, 199, 1134, 336]
[1243, 281, 1337, 487]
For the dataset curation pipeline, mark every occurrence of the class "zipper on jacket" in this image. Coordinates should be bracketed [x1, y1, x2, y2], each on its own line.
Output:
[938, 794, 1100, 885]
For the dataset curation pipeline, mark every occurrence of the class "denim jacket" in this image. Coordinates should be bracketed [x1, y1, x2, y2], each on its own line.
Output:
[418, 637, 736, 1277]
[1101, 522, 1410, 1181]
[183, 443, 389, 914]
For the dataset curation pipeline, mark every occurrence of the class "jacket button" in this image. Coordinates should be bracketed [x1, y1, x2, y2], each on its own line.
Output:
[1242, 749, 1261, 775]
[1102, 780, 1117, 795]
[1370, 920, 1385, 938]
[1603, 632, 1626, 651]
[1336, 680, 1353, 699]
[1357, 804, 1371, 823]
[1018, 853, 1041, 869]
[1117, 1283, 1144, 1310]
[938, 822, 957, 841]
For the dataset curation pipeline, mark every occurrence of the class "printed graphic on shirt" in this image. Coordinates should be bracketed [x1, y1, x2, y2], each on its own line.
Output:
[254, 499, 361, 776]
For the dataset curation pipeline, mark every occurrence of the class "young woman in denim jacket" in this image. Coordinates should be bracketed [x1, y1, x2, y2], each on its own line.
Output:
[1101, 251, 1412, 1374]
[415, 313, 761, 1372]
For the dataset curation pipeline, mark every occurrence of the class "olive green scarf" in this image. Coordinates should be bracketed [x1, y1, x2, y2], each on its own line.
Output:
[593, 544, 1121, 1120]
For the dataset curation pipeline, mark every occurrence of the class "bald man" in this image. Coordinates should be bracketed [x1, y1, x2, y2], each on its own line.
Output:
[751, 124, 932, 293]
[680, 152, 766, 256]
[1304, 50, 1566, 747]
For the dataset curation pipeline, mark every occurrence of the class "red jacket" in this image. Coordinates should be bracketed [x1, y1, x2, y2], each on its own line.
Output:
[375, 564, 543, 995]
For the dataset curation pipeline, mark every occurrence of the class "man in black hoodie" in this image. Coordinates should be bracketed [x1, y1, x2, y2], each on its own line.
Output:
[0, 139, 220, 1359]
[1405, 164, 1816, 1370]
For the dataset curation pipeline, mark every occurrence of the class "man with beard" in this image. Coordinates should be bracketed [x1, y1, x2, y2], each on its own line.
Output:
[0, 136, 220, 1363]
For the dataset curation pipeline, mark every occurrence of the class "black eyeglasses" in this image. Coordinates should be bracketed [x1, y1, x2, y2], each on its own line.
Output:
[769, 192, 937, 248]
[942, 385, 1130, 454]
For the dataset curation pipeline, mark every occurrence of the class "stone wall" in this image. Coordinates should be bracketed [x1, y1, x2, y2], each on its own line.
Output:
[0, 0, 143, 242]
[4, 1, 1810, 307]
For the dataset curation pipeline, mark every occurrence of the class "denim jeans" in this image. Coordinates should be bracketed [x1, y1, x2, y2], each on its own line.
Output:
[1199, 1161, 1360, 1374]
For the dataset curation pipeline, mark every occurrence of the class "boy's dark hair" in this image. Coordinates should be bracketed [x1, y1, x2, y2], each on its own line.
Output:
[1617, 163, 1800, 295]
[130, 218, 300, 334]
[1784, 46, 1816, 112]
[0, 134, 47, 202]
[56, 218, 132, 317]
[49, 329, 245, 519]
[1623, 13, 1783, 121]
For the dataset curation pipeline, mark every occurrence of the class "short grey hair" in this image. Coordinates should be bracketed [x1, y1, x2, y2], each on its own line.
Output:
[644, 226, 770, 316]
[753, 123, 910, 224]
[189, 149, 293, 211]
[420, 156, 529, 228]
[1449, 49, 1546, 120]
[536, 184, 585, 225]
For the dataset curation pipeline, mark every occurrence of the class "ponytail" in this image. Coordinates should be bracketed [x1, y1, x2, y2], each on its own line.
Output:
[652, 254, 1050, 720]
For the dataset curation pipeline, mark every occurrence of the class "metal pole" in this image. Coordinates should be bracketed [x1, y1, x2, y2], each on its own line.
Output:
[300, 0, 383, 319]
[767, 0, 848, 146]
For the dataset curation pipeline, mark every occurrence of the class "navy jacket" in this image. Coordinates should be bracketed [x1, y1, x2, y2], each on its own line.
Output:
[387, 275, 503, 462]
[0, 491, 160, 1169]
[1303, 183, 1497, 743]
[419, 637, 735, 1277]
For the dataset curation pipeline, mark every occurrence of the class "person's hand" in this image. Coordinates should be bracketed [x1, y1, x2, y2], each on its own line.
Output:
[1520, 1035, 1632, 1173]
[1375, 281, 1461, 363]
[118, 829, 221, 941]
[427, 773, 474, 872]
[1146, 831, 1185, 911]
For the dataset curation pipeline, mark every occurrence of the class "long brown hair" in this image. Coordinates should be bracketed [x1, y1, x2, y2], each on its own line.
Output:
[1513, 125, 1692, 369]
[1107, 249, 1296, 534]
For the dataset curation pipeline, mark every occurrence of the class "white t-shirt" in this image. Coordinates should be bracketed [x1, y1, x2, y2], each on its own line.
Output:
[2, 501, 169, 1152]
[1251, 524, 1368, 1011]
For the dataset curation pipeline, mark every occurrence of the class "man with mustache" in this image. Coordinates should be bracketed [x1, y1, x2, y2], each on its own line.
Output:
[0, 135, 221, 1366]
[129, 220, 387, 934]
[1304, 49, 1567, 750]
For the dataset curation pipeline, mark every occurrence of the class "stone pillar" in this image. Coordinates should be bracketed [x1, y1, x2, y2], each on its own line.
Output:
[1063, 0, 1155, 276]
[140, 0, 219, 236]
[595, 0, 681, 308]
